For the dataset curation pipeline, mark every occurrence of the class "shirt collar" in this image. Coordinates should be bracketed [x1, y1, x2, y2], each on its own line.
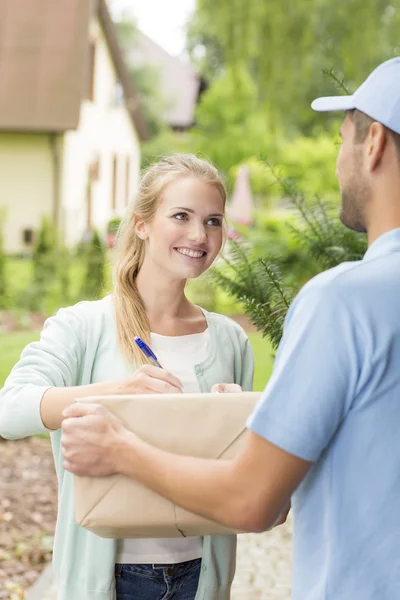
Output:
[363, 228, 400, 262]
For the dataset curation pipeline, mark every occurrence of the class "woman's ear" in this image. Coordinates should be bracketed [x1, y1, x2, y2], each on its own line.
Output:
[133, 215, 148, 240]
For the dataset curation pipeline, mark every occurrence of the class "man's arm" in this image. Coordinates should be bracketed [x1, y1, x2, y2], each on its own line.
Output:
[62, 402, 310, 532]
[119, 428, 307, 532]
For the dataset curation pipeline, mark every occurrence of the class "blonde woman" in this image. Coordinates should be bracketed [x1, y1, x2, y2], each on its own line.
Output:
[0, 155, 254, 600]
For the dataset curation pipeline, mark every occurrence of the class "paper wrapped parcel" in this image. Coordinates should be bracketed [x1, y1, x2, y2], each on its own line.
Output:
[74, 391, 261, 539]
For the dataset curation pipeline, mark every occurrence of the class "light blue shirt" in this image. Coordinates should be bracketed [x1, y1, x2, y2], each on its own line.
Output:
[248, 228, 400, 600]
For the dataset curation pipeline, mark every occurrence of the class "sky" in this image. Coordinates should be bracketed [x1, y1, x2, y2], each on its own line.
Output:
[108, 0, 197, 57]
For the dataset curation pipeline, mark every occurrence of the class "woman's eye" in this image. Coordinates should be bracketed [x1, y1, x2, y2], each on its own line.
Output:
[173, 213, 188, 221]
[207, 218, 222, 227]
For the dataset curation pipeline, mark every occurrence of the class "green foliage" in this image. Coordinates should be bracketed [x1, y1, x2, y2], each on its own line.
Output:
[56, 245, 73, 306]
[192, 66, 273, 179]
[247, 332, 275, 391]
[32, 217, 57, 289]
[282, 178, 367, 268]
[79, 230, 106, 301]
[230, 158, 277, 203]
[243, 212, 319, 286]
[141, 128, 193, 168]
[212, 241, 295, 349]
[190, 0, 399, 133]
[186, 9, 225, 80]
[19, 217, 60, 313]
[278, 133, 339, 200]
[107, 217, 122, 235]
[0, 331, 40, 388]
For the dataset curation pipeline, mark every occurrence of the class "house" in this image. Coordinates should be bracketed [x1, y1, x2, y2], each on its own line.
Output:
[0, 0, 148, 254]
[127, 30, 207, 131]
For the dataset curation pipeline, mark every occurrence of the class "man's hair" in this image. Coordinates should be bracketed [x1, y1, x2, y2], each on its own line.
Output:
[349, 109, 400, 158]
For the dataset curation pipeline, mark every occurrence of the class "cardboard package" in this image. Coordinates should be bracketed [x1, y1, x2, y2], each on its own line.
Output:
[74, 392, 261, 538]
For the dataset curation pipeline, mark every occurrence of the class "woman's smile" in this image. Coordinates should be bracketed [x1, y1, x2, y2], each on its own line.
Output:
[174, 246, 208, 259]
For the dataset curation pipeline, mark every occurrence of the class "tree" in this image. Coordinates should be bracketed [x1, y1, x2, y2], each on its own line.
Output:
[191, 65, 275, 181]
[186, 10, 225, 80]
[189, 0, 400, 133]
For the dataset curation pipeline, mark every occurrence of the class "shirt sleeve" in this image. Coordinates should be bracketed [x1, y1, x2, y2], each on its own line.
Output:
[0, 306, 86, 440]
[247, 280, 364, 462]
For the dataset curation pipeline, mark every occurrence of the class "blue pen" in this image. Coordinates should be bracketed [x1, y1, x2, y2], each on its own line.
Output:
[134, 336, 163, 368]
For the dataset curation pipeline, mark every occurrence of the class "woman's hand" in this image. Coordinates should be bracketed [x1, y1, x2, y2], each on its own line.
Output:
[211, 383, 243, 393]
[115, 365, 183, 395]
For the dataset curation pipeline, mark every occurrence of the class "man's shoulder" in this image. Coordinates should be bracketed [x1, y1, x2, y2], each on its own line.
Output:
[287, 261, 365, 327]
[302, 260, 364, 295]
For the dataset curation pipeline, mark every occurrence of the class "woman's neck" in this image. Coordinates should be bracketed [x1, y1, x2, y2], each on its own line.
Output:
[135, 262, 206, 335]
[135, 262, 189, 317]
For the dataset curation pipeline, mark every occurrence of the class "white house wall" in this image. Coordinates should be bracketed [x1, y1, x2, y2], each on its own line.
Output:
[61, 18, 141, 248]
[0, 133, 54, 254]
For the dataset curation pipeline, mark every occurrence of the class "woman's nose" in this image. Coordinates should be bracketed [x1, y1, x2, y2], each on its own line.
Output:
[187, 223, 207, 243]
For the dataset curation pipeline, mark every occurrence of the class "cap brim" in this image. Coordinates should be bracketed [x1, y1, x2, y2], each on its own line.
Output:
[311, 95, 355, 112]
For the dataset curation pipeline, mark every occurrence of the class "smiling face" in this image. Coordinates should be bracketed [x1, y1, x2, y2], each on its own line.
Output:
[135, 176, 225, 281]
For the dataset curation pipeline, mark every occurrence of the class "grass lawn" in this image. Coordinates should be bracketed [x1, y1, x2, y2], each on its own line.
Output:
[0, 330, 274, 391]
[0, 331, 41, 387]
[248, 332, 274, 391]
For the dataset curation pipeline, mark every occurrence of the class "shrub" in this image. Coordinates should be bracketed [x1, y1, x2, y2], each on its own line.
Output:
[79, 230, 106, 300]
[107, 218, 122, 235]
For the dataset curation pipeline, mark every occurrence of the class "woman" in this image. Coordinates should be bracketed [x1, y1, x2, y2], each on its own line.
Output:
[0, 155, 254, 600]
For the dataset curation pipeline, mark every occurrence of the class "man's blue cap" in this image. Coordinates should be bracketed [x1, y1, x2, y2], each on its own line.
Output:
[311, 57, 400, 135]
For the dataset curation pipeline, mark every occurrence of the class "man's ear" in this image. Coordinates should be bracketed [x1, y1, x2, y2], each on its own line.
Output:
[134, 215, 148, 240]
[366, 122, 387, 171]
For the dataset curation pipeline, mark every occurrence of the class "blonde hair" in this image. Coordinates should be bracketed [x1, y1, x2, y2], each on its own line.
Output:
[113, 154, 226, 365]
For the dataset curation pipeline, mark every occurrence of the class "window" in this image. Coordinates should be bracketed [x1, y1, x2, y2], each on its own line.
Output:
[87, 41, 96, 101]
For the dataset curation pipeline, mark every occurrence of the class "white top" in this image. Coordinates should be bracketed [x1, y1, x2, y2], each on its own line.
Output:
[116, 328, 210, 565]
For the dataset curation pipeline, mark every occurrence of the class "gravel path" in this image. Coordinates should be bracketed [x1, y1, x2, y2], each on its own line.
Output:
[33, 520, 292, 600]
[232, 520, 292, 599]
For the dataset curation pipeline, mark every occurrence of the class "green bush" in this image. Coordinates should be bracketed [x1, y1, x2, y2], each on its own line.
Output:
[277, 133, 339, 201]
[17, 216, 60, 313]
[107, 217, 122, 235]
[234, 211, 319, 288]
[32, 217, 57, 288]
[79, 230, 106, 300]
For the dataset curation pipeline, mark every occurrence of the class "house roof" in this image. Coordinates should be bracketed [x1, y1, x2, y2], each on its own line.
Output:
[128, 31, 204, 129]
[0, 0, 149, 139]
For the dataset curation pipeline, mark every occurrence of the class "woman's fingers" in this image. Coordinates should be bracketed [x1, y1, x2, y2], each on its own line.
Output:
[145, 378, 183, 394]
[141, 365, 183, 391]
[211, 383, 243, 393]
[122, 365, 183, 394]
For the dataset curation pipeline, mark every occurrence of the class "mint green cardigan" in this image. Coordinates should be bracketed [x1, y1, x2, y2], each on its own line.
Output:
[0, 296, 254, 600]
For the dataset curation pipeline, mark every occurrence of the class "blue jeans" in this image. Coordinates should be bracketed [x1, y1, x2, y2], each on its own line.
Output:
[115, 558, 201, 600]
